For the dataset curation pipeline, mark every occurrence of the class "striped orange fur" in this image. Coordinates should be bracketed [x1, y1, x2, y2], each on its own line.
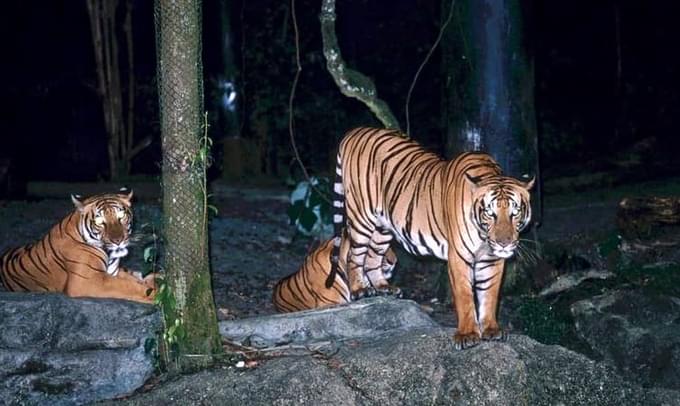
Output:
[272, 234, 397, 313]
[0, 189, 156, 303]
[330, 127, 533, 349]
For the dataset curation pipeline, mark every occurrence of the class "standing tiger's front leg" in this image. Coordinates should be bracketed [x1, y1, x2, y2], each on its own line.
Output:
[448, 252, 481, 350]
[475, 259, 507, 341]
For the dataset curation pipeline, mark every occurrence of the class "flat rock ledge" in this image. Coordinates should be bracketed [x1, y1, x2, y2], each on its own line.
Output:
[0, 293, 160, 405]
[115, 297, 678, 406]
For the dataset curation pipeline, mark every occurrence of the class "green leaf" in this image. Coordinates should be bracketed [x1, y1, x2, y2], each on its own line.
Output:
[299, 207, 319, 232]
[143, 246, 156, 263]
[287, 200, 305, 223]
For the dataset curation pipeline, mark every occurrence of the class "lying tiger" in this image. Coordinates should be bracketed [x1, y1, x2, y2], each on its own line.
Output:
[0, 189, 156, 303]
[272, 232, 398, 313]
[330, 127, 534, 349]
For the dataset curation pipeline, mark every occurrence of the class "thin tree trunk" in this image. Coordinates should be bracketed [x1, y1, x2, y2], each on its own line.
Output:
[87, 0, 149, 180]
[155, 0, 221, 371]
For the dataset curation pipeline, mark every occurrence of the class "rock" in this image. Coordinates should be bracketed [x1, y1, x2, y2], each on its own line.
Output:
[105, 297, 676, 405]
[539, 269, 614, 297]
[571, 289, 680, 390]
[219, 296, 439, 348]
[108, 329, 669, 405]
[0, 293, 160, 405]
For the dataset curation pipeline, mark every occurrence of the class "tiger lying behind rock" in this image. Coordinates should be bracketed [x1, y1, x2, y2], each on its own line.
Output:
[0, 188, 156, 303]
[272, 232, 399, 313]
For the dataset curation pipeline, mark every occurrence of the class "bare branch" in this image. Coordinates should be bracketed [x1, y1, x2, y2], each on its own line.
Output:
[319, 0, 400, 130]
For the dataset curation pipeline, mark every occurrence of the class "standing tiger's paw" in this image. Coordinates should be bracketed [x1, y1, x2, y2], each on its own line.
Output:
[453, 331, 481, 350]
[482, 326, 507, 341]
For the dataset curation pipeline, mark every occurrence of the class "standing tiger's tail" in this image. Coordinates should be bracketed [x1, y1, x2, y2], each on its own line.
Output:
[326, 153, 345, 288]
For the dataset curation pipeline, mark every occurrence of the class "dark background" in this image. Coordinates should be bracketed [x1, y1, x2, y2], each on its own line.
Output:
[1, 0, 678, 192]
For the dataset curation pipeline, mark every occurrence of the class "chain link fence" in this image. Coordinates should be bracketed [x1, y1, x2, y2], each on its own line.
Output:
[155, 0, 207, 304]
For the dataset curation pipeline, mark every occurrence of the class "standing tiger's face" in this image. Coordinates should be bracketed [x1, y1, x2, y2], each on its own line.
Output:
[468, 176, 534, 259]
[72, 190, 134, 261]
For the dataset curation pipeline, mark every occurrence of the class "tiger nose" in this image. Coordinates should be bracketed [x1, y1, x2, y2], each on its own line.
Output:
[110, 233, 125, 245]
[496, 237, 514, 248]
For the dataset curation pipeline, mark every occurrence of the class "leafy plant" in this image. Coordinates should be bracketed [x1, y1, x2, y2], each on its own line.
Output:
[287, 176, 333, 237]
[154, 276, 187, 366]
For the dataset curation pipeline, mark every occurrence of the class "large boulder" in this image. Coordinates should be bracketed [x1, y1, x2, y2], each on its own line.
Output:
[0, 293, 160, 405]
[108, 329, 672, 405]
[219, 296, 439, 347]
[571, 289, 680, 390]
[111, 297, 675, 405]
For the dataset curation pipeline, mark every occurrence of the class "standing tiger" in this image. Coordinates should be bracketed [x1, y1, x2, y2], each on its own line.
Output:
[330, 127, 533, 349]
[272, 232, 398, 313]
[0, 189, 156, 303]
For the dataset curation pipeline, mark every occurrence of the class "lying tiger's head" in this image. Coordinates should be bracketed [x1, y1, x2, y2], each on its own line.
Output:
[71, 188, 134, 260]
[467, 175, 534, 259]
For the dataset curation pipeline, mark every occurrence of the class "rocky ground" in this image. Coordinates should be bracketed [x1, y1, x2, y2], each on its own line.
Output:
[1, 179, 680, 404]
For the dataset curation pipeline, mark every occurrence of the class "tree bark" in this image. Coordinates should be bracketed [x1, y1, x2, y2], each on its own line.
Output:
[155, 0, 221, 371]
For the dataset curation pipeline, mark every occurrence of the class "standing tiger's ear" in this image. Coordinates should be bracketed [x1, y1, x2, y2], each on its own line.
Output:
[118, 187, 134, 205]
[71, 194, 86, 212]
[464, 173, 481, 191]
[521, 176, 536, 191]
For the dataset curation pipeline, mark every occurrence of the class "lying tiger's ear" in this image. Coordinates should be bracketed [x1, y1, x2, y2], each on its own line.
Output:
[71, 194, 86, 212]
[118, 187, 134, 204]
[522, 176, 536, 191]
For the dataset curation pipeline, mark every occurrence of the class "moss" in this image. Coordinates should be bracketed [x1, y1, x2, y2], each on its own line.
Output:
[182, 270, 222, 359]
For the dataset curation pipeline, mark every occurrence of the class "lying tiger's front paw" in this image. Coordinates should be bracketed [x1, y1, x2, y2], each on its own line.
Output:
[351, 287, 377, 300]
[376, 285, 403, 298]
[453, 331, 481, 350]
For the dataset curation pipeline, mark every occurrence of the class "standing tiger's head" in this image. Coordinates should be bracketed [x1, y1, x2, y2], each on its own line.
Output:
[71, 188, 134, 262]
[466, 175, 534, 259]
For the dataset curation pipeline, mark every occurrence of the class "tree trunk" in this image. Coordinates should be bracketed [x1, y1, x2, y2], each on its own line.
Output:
[154, 0, 221, 371]
[87, 0, 149, 181]
[217, 0, 240, 138]
[441, 0, 537, 180]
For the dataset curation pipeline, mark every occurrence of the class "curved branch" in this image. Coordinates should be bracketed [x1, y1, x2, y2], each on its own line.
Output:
[319, 0, 400, 130]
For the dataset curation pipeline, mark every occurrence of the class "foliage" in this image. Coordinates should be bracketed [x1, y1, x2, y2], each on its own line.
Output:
[287, 176, 332, 237]
[154, 277, 187, 366]
[516, 296, 571, 346]
[616, 263, 680, 297]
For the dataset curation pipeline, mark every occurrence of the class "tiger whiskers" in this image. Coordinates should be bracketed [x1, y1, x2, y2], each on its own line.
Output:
[515, 239, 540, 266]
